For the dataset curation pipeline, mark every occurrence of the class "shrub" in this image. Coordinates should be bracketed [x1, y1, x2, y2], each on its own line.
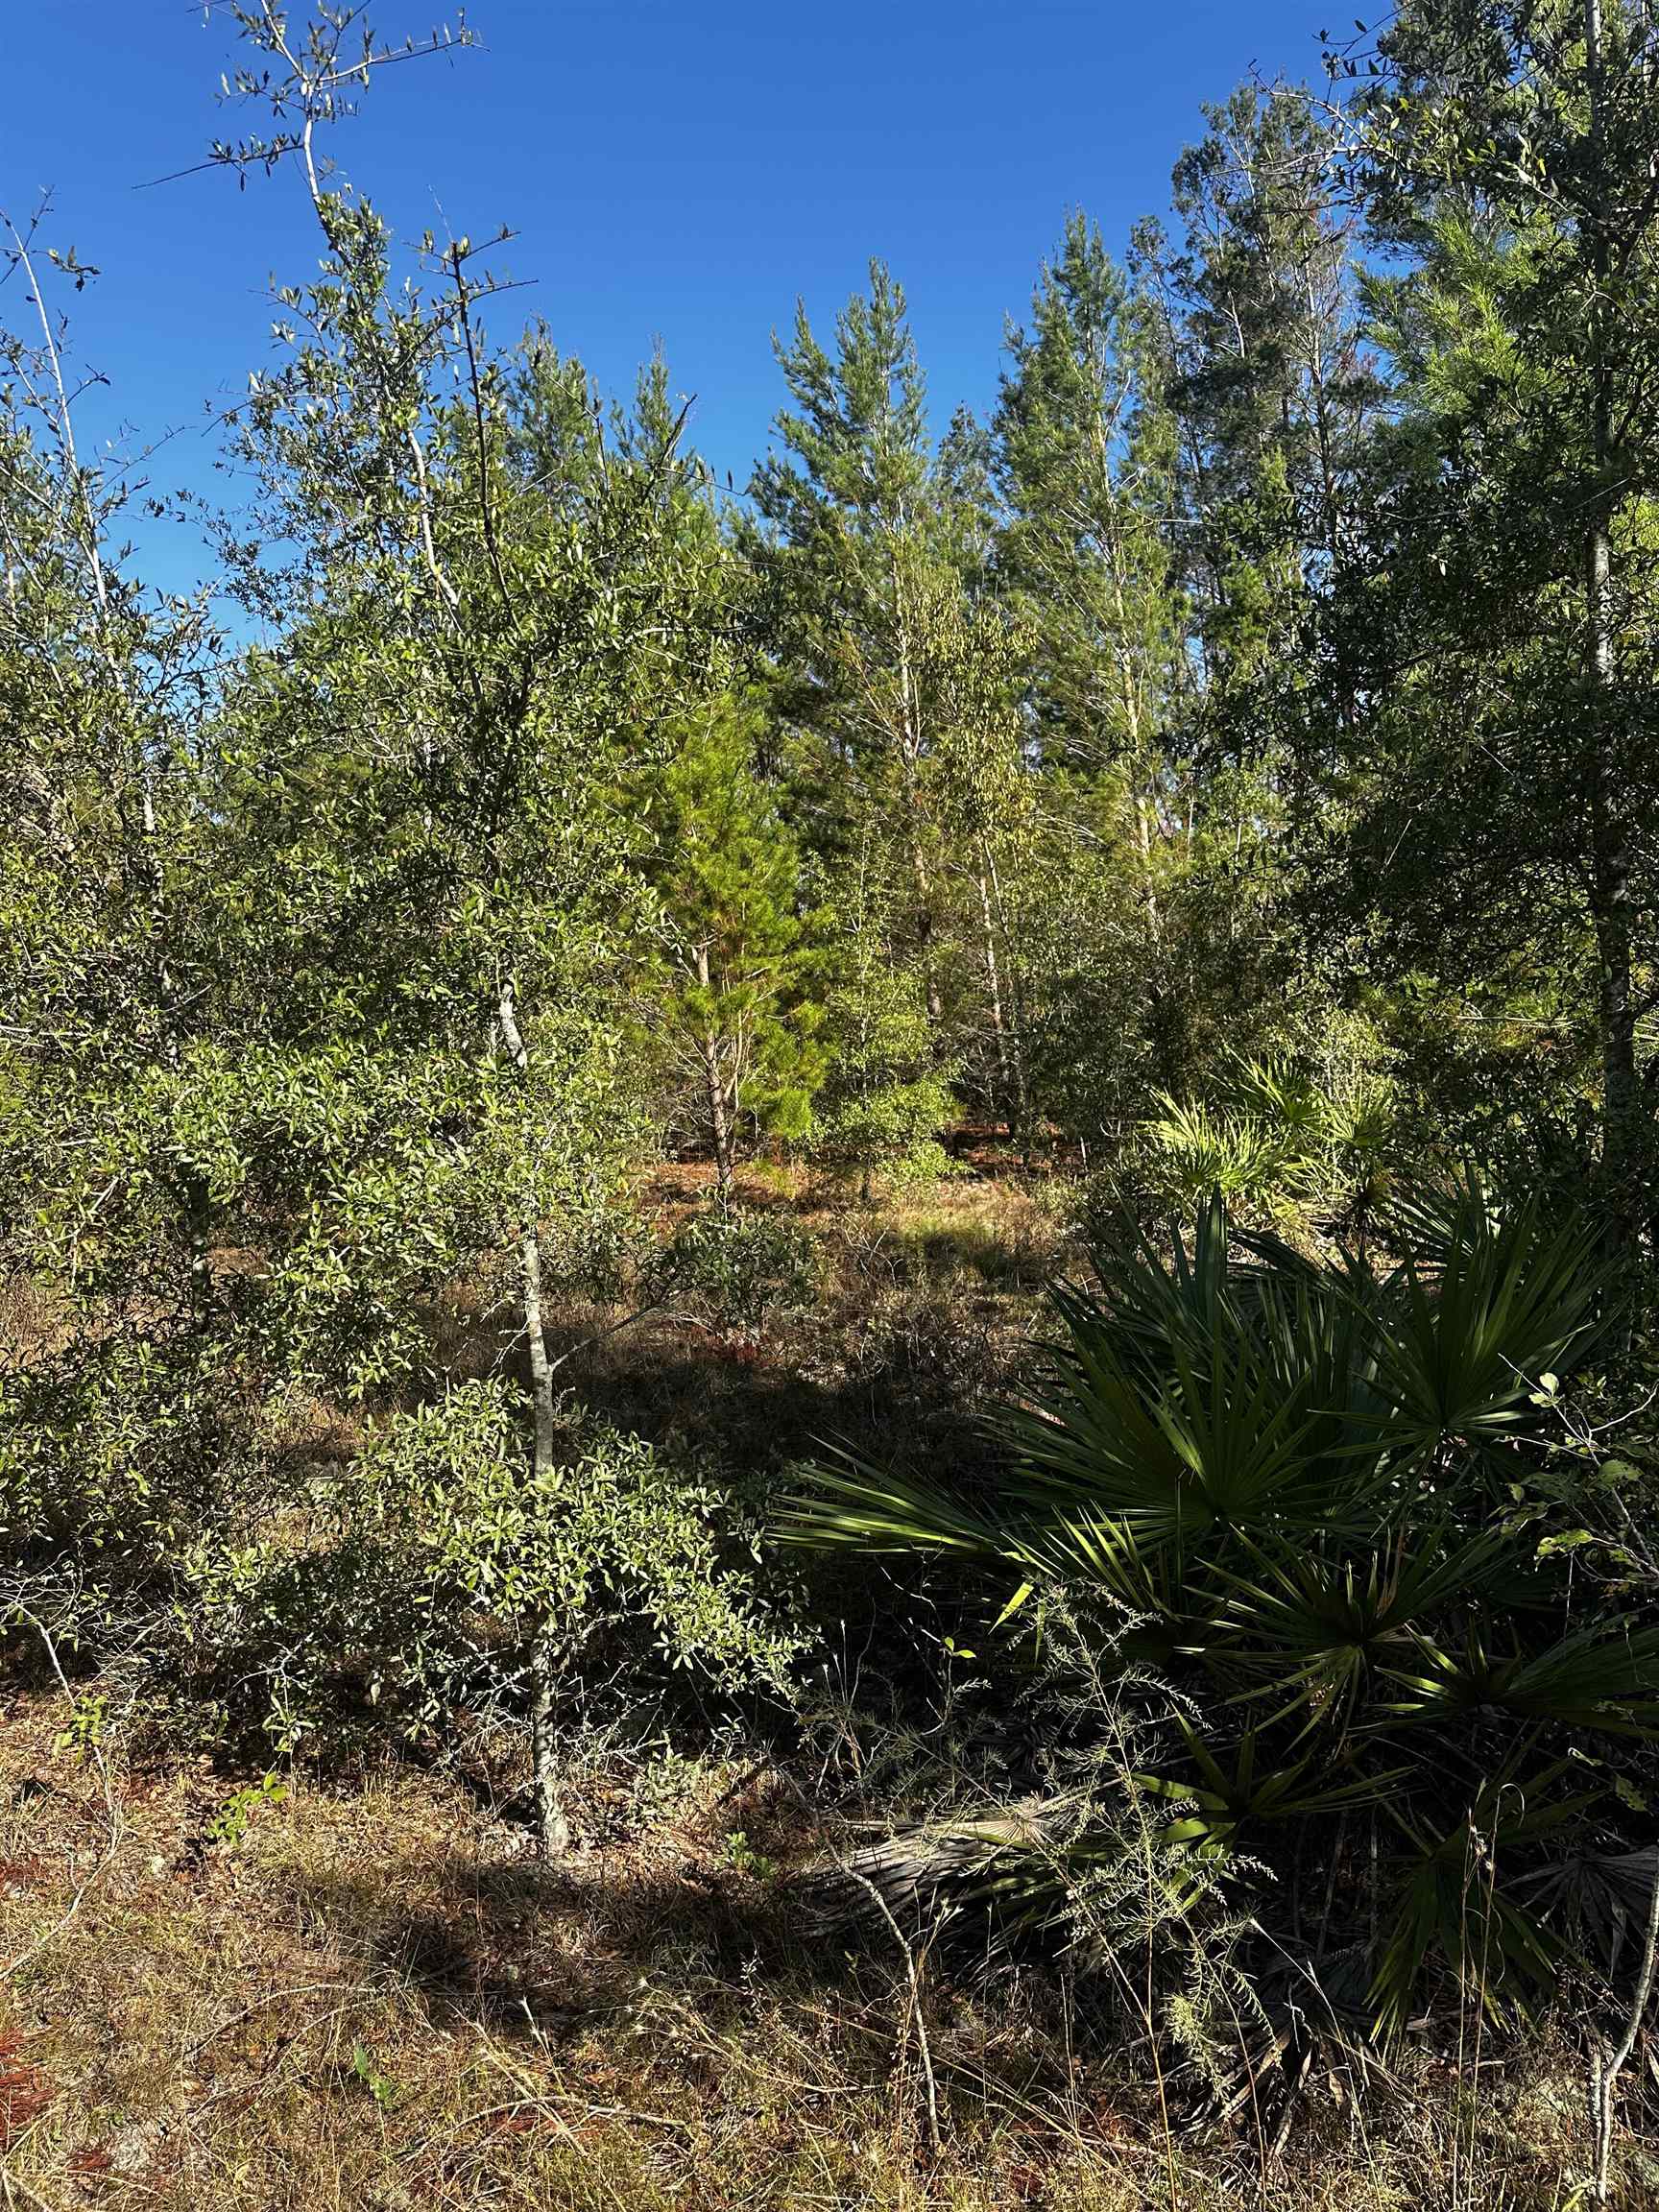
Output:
[187, 1385, 805, 1800]
[809, 949, 959, 1195]
[783, 1182, 1659, 2038]
[653, 1202, 816, 1338]
[1137, 1037, 1399, 1235]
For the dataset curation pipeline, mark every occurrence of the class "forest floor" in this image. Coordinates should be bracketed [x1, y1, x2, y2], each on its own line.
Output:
[0, 1166, 1629, 2209]
[0, 1692, 1600, 2212]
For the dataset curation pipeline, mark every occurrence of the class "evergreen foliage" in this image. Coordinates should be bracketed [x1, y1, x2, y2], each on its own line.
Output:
[3, 1, 1659, 2150]
[786, 1186, 1647, 2033]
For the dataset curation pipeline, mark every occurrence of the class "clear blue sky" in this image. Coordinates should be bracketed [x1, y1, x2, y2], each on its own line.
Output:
[5, 1, 1331, 595]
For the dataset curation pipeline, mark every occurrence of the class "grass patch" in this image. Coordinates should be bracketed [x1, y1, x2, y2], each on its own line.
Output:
[0, 1689, 1638, 2210]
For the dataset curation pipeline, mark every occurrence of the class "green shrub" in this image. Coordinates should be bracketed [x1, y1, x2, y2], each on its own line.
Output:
[1138, 1037, 1399, 1234]
[654, 1203, 816, 1337]
[784, 1182, 1658, 2037]
[188, 1384, 805, 1763]
[809, 947, 959, 1194]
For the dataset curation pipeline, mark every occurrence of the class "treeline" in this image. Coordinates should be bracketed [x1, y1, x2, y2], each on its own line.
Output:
[9, 9, 1659, 1228]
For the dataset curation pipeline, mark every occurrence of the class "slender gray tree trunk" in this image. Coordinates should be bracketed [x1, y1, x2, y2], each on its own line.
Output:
[1590, 1846, 1659, 2199]
[693, 945, 736, 1200]
[977, 862, 1011, 1107]
[890, 542, 945, 1027]
[1582, 0, 1642, 1246]
[1102, 534, 1163, 953]
[497, 983, 570, 1857]
[981, 844, 1031, 1161]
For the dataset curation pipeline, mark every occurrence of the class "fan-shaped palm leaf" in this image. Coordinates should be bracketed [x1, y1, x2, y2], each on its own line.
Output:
[1382, 1616, 1659, 1736]
[1213, 1528, 1512, 1740]
[774, 1442, 1006, 1557]
[1368, 1185, 1605, 1463]
[1371, 1764, 1597, 2033]
[1135, 1722, 1401, 1858]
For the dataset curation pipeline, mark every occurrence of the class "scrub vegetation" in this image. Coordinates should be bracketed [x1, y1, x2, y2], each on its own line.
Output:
[5, 4, 1659, 2203]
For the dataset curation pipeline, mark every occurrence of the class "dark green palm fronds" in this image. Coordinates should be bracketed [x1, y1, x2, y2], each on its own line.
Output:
[1370, 1765, 1599, 2033]
[1210, 1528, 1511, 1739]
[1381, 1616, 1659, 1735]
[782, 1183, 1646, 2038]
[773, 1441, 1006, 1557]
[1134, 1724, 1405, 1858]
[1367, 1186, 1607, 1463]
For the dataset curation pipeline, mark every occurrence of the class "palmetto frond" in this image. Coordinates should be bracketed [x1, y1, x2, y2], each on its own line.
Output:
[1018, 1200, 1384, 1543]
[1382, 1616, 1659, 1736]
[773, 1441, 1007, 1557]
[1135, 1722, 1403, 1856]
[1012, 1298, 1329, 1545]
[1525, 1845, 1659, 1974]
[1370, 1763, 1599, 2033]
[782, 1184, 1641, 2036]
[1144, 1094, 1295, 1203]
[1212, 1528, 1511, 1739]
[1366, 1184, 1607, 1462]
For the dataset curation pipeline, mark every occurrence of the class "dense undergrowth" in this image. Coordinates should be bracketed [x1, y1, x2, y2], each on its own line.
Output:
[7, 1, 1659, 2203]
[5, 1164, 1659, 2206]
[789, 1183, 1659, 2047]
[0, 1690, 1626, 2212]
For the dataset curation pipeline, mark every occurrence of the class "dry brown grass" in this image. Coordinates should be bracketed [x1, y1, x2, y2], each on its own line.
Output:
[2, 1171, 1650, 2207]
[0, 1682, 1637, 2212]
[496, 1164, 1068, 1497]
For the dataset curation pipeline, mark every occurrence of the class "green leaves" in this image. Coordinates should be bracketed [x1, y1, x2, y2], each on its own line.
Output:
[784, 1183, 1647, 2032]
[186, 1386, 805, 1753]
[1136, 1722, 1399, 1856]
[1368, 1183, 1606, 1463]
[627, 693, 827, 1190]
[1382, 1616, 1659, 1736]
[1213, 1528, 1510, 1739]
[1143, 1049, 1400, 1224]
[776, 1443, 1005, 1560]
[1370, 1765, 1597, 2034]
[1008, 1202, 1381, 1548]
[351, 1387, 805, 1698]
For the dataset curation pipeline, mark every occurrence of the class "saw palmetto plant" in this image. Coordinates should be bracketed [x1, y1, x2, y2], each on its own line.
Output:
[783, 1184, 1657, 2038]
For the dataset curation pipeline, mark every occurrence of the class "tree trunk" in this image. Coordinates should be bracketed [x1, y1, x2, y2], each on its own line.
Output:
[522, 1227, 569, 1854]
[1132, 789, 1162, 950]
[1591, 1844, 1659, 2200]
[977, 861, 1011, 1114]
[705, 1036, 735, 1201]
[982, 844, 1032, 1162]
[909, 836, 945, 1028]
[694, 945, 735, 1200]
[520, 1223, 557, 1489]
[1102, 528, 1164, 952]
[890, 541, 945, 1027]
[498, 982, 569, 1856]
[1583, 0, 1643, 1247]
[529, 1614, 570, 1859]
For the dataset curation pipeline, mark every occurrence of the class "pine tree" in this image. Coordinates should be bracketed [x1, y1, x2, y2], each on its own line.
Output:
[746, 263, 951, 1024]
[994, 212, 1188, 941]
[749, 263, 1038, 1137]
[1302, 0, 1659, 1236]
[1139, 84, 1382, 699]
[635, 693, 823, 1200]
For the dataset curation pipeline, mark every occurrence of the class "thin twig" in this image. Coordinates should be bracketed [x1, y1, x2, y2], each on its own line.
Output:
[1592, 1842, 1659, 2200]
[843, 1865, 944, 2159]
